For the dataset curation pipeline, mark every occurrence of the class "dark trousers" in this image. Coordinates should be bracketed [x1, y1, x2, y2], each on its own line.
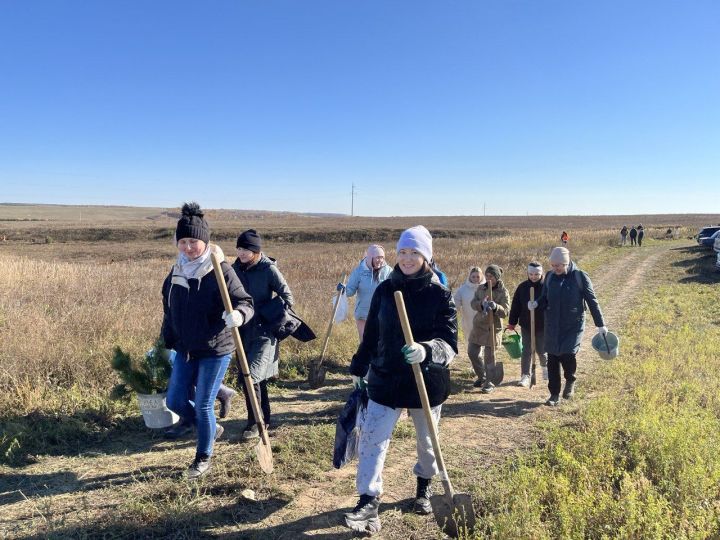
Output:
[547, 353, 576, 396]
[630, 236, 637, 246]
[242, 379, 271, 427]
[638, 235, 643, 247]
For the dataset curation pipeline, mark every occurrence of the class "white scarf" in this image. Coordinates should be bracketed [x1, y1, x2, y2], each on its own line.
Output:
[173, 244, 224, 286]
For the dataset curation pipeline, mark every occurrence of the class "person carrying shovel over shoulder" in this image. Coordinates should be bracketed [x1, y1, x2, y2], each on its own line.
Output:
[468, 265, 509, 394]
[507, 261, 548, 387]
[162, 203, 255, 479]
[345, 225, 457, 534]
[528, 247, 607, 406]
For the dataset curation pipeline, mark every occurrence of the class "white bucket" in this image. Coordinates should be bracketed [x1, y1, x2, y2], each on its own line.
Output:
[137, 392, 179, 429]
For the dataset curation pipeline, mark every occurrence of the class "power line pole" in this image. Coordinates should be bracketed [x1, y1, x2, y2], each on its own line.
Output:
[483, 202, 486, 216]
[351, 183, 356, 216]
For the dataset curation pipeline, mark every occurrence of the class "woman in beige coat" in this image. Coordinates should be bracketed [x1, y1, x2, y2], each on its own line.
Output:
[468, 264, 509, 394]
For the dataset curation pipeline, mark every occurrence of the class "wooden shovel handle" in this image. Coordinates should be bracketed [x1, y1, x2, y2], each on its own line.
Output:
[210, 253, 273, 467]
[318, 273, 347, 364]
[530, 287, 536, 356]
[488, 281, 495, 351]
[394, 290, 454, 498]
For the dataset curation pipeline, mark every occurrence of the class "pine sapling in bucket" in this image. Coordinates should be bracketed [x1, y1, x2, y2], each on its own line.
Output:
[110, 338, 178, 428]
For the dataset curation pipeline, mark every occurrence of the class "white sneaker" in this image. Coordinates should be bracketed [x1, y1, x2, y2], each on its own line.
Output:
[518, 374, 531, 388]
[542, 366, 549, 381]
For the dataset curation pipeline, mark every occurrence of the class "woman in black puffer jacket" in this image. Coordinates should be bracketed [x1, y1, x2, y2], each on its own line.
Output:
[343, 226, 458, 534]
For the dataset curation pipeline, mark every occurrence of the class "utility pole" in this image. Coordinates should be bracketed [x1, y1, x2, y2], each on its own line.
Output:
[483, 202, 486, 217]
[351, 183, 356, 217]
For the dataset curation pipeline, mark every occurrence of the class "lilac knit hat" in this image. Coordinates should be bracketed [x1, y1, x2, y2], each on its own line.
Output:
[396, 226, 433, 262]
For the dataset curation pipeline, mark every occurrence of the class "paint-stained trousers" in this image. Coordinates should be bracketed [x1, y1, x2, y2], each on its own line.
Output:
[356, 399, 441, 497]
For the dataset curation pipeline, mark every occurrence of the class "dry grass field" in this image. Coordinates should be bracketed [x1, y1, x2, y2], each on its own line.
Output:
[1, 205, 718, 538]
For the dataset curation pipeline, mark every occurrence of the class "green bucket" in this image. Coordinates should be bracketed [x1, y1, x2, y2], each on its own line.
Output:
[501, 329, 523, 359]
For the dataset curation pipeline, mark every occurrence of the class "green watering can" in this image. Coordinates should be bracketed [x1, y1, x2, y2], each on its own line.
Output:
[501, 328, 523, 359]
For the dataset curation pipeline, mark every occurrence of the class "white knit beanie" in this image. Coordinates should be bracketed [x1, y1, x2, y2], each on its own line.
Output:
[549, 246, 570, 264]
[397, 225, 433, 262]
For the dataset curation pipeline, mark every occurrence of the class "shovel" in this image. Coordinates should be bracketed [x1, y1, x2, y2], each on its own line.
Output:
[529, 287, 537, 389]
[308, 273, 347, 388]
[486, 280, 504, 385]
[394, 291, 475, 538]
[211, 253, 273, 474]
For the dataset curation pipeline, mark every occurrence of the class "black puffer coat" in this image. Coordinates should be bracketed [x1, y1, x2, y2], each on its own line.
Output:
[349, 267, 458, 409]
[161, 258, 254, 359]
[508, 279, 545, 330]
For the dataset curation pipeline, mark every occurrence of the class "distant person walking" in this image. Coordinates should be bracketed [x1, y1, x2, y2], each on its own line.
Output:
[507, 262, 548, 387]
[629, 226, 638, 246]
[560, 231, 569, 245]
[344, 225, 457, 533]
[637, 224, 645, 247]
[344, 244, 392, 339]
[528, 247, 606, 406]
[468, 264, 509, 394]
[620, 226, 628, 246]
[453, 266, 485, 343]
[162, 203, 254, 479]
[232, 229, 295, 440]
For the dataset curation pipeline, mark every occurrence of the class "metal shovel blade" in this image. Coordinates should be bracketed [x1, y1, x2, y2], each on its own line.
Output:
[255, 432, 274, 474]
[307, 359, 326, 389]
[490, 362, 505, 385]
[430, 492, 476, 538]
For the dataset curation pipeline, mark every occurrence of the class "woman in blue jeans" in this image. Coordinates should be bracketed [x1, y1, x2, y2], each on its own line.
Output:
[162, 203, 254, 479]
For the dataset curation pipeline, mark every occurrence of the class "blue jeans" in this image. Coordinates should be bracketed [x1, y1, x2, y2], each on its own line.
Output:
[166, 351, 231, 457]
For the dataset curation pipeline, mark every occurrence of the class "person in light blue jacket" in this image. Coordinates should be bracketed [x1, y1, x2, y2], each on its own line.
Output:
[343, 244, 392, 339]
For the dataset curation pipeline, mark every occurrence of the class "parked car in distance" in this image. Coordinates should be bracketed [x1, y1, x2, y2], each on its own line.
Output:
[697, 226, 720, 245]
[716, 250, 720, 272]
[715, 234, 720, 254]
[700, 230, 720, 249]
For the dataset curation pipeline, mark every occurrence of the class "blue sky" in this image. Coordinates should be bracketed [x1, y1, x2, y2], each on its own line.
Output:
[0, 1, 718, 216]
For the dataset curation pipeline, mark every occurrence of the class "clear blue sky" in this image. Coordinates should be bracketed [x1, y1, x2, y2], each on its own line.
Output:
[1, 1, 718, 216]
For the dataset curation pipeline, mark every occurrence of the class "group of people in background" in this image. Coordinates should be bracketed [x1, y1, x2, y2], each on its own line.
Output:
[157, 202, 607, 534]
[620, 224, 645, 246]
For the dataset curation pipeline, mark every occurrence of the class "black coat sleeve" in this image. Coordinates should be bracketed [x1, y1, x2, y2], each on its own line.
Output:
[160, 271, 175, 349]
[422, 289, 458, 364]
[508, 284, 523, 326]
[349, 285, 382, 378]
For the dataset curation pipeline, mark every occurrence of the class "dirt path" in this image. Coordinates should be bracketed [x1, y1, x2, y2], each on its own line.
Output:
[238, 243, 675, 539]
[0, 243, 677, 539]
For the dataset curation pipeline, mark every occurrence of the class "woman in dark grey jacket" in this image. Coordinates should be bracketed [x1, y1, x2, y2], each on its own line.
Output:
[529, 247, 606, 406]
[231, 229, 294, 440]
[344, 226, 457, 534]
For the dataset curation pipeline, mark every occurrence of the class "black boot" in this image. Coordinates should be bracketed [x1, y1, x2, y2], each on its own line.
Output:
[414, 477, 432, 515]
[545, 394, 560, 407]
[164, 418, 193, 439]
[216, 385, 237, 419]
[562, 380, 576, 399]
[344, 494, 381, 533]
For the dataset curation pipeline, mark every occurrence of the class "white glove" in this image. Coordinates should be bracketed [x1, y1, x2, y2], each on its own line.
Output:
[483, 300, 497, 312]
[402, 342, 426, 364]
[351, 375, 367, 389]
[223, 310, 244, 328]
[596, 326, 608, 336]
[528, 300, 538, 310]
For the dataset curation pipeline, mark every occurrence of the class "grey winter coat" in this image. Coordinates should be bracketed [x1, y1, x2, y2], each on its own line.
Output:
[537, 262, 605, 355]
[231, 255, 294, 382]
[345, 259, 392, 320]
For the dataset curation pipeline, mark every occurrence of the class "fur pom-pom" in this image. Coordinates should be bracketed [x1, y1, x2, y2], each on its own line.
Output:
[181, 202, 204, 218]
